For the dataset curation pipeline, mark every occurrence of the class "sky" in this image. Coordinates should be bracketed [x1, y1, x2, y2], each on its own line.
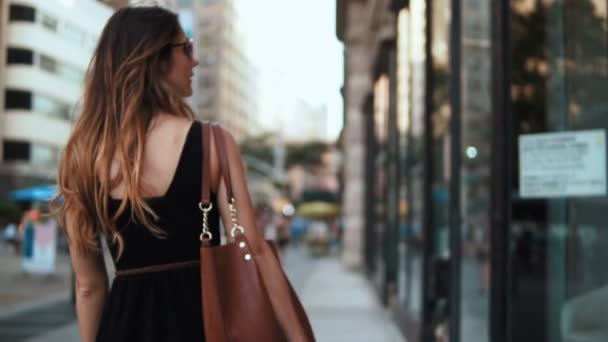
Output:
[235, 0, 344, 141]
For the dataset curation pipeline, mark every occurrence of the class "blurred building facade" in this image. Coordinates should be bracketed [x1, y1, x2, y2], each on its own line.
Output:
[100, 0, 178, 10]
[177, 0, 258, 142]
[0, 0, 112, 193]
[338, 0, 608, 342]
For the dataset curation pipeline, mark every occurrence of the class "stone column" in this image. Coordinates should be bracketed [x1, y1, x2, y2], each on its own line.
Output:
[341, 1, 373, 270]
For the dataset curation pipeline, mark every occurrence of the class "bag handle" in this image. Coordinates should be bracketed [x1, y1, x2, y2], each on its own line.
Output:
[199, 122, 245, 243]
[211, 124, 234, 200]
[211, 124, 245, 238]
[199, 122, 213, 243]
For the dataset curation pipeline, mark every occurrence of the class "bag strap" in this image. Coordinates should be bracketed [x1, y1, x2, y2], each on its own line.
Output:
[199, 122, 244, 242]
[199, 122, 214, 243]
[211, 124, 246, 238]
[201, 122, 212, 206]
[210, 124, 234, 201]
[200, 122, 234, 205]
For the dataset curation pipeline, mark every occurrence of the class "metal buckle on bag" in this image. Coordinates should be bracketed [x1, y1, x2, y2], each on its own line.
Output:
[228, 197, 245, 237]
[199, 202, 213, 241]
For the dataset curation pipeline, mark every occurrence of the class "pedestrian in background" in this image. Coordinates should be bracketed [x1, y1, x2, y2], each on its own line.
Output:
[3, 222, 18, 255]
[276, 213, 292, 259]
[50, 6, 270, 342]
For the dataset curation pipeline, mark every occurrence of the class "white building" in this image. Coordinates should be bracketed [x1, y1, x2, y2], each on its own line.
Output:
[177, 0, 259, 142]
[0, 0, 113, 192]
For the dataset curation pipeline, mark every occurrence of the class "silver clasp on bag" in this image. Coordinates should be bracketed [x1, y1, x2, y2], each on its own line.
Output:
[228, 198, 245, 237]
[198, 202, 213, 241]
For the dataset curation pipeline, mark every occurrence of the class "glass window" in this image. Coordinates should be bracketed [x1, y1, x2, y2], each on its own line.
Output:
[31, 144, 59, 163]
[429, 1, 452, 339]
[39, 54, 84, 83]
[41, 14, 58, 32]
[459, 0, 492, 341]
[9, 4, 35, 22]
[509, 1, 608, 342]
[32, 94, 71, 120]
[7, 48, 34, 65]
[398, 0, 427, 319]
[3, 141, 30, 161]
[430, 0, 451, 260]
[39, 55, 57, 73]
[5, 90, 32, 110]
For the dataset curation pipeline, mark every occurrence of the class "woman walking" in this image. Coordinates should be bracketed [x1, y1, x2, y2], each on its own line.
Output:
[52, 6, 265, 341]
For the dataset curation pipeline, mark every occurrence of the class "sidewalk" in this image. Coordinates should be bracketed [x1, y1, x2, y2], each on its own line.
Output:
[297, 252, 405, 342]
[0, 245, 72, 319]
[16, 246, 406, 342]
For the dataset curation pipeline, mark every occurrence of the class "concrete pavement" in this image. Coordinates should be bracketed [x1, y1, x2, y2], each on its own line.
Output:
[7, 246, 406, 342]
[299, 254, 405, 342]
[0, 244, 71, 320]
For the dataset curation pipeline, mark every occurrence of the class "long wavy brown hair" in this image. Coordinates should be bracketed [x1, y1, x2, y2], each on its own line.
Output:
[51, 6, 194, 256]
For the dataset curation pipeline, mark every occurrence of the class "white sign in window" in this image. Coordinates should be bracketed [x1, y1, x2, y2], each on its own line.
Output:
[519, 130, 607, 198]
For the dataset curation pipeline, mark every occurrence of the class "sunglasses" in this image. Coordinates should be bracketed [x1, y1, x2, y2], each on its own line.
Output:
[169, 39, 194, 59]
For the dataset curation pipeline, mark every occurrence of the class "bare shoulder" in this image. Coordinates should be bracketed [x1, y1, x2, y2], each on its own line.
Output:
[148, 113, 192, 143]
[152, 113, 193, 133]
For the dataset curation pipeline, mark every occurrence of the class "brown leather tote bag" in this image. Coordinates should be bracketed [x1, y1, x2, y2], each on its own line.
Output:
[199, 123, 315, 342]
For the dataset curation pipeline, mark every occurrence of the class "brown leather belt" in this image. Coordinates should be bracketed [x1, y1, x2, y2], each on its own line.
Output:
[114, 260, 200, 277]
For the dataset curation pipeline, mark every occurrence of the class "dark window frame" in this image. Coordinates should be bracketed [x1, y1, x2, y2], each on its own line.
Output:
[7, 47, 34, 65]
[3, 141, 31, 162]
[9, 4, 35, 22]
[5, 89, 32, 110]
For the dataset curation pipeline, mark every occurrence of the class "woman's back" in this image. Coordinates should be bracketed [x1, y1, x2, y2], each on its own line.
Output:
[97, 119, 219, 342]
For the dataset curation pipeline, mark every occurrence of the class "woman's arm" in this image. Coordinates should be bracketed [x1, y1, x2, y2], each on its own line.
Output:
[68, 229, 108, 342]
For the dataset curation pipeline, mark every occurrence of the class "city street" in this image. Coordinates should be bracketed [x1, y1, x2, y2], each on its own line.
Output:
[0, 244, 405, 342]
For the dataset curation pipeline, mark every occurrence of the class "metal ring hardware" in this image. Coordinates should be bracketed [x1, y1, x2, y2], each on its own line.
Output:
[198, 202, 213, 212]
[230, 225, 245, 237]
[228, 198, 246, 237]
[199, 202, 214, 242]
[200, 231, 213, 241]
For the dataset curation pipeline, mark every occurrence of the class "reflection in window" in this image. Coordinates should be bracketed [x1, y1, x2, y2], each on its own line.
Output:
[509, 1, 608, 342]
[401, 0, 427, 317]
[460, 0, 492, 341]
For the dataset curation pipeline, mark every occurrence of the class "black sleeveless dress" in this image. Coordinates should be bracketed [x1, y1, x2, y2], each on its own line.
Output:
[96, 121, 220, 342]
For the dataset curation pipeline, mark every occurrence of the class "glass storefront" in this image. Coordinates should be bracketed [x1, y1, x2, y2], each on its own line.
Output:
[460, 0, 492, 341]
[363, 0, 608, 341]
[509, 1, 608, 342]
[398, 0, 427, 321]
